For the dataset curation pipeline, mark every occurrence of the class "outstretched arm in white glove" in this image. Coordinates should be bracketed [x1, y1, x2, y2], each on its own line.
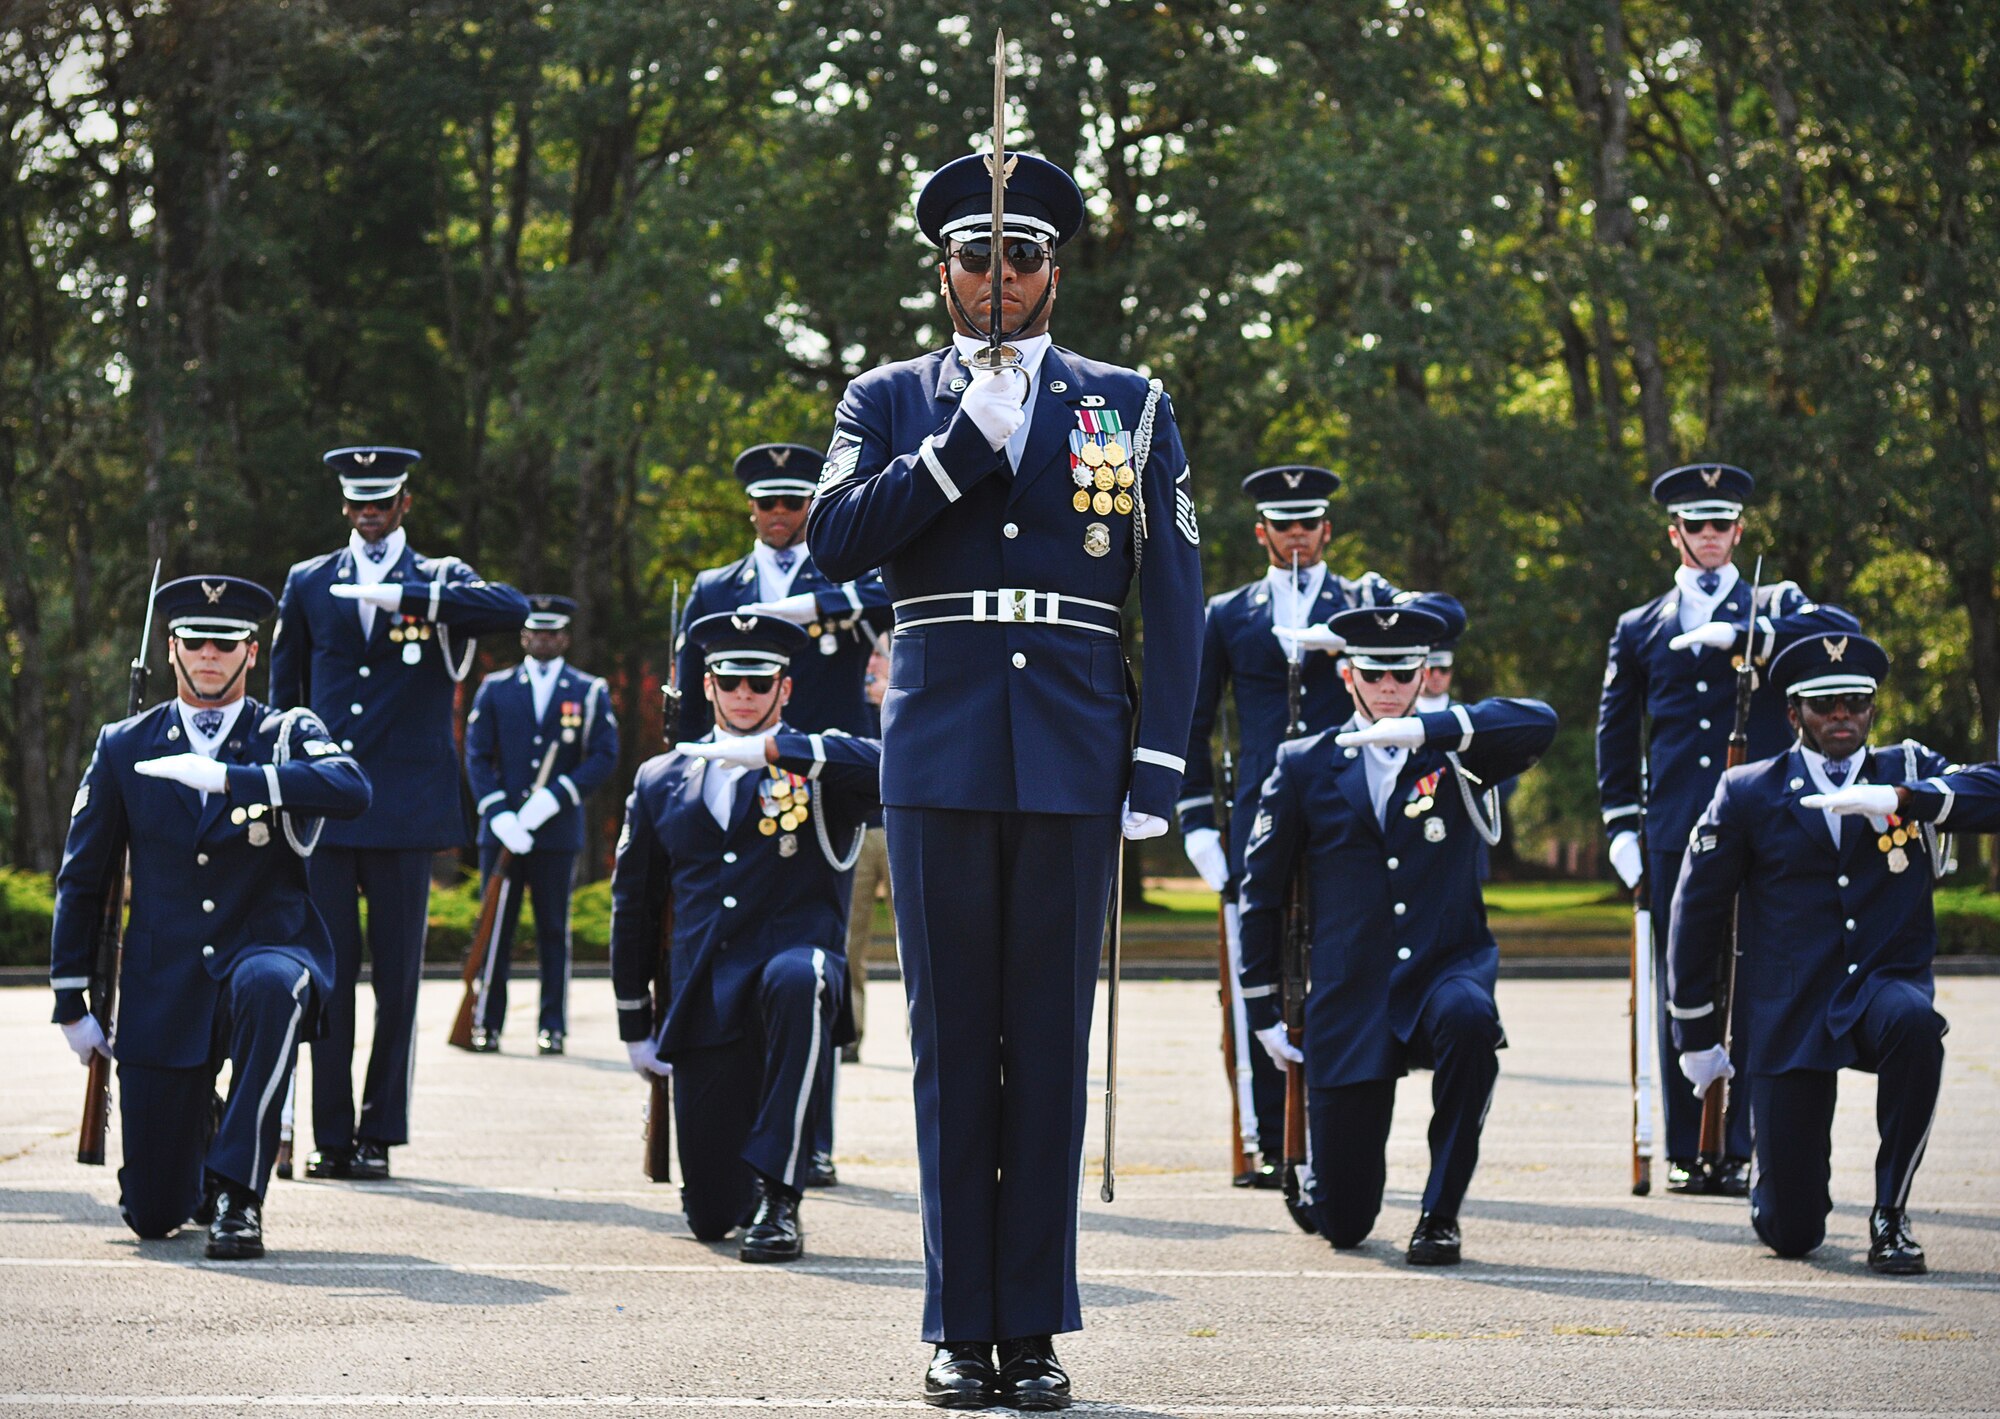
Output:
[327, 583, 405, 610]
[1183, 827, 1229, 892]
[1608, 830, 1644, 890]
[1801, 785, 1905, 817]
[135, 753, 229, 796]
[1335, 718, 1426, 751]
[1271, 623, 1347, 655]
[677, 735, 776, 770]
[1668, 621, 1738, 653]
[739, 593, 819, 626]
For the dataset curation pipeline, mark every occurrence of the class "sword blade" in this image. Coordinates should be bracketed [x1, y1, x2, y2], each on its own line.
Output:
[988, 28, 1006, 347]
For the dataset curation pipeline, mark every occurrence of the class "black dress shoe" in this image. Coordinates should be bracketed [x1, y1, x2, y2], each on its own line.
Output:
[840, 1041, 862, 1064]
[348, 1140, 391, 1181]
[205, 1185, 264, 1260]
[1869, 1207, 1927, 1275]
[537, 1030, 565, 1056]
[738, 1176, 803, 1263]
[1285, 1194, 1319, 1235]
[1234, 1154, 1283, 1189]
[193, 1173, 222, 1227]
[1406, 1212, 1462, 1266]
[923, 1342, 998, 1409]
[997, 1335, 1072, 1411]
[304, 1148, 352, 1180]
[1665, 1157, 1705, 1193]
[804, 1151, 839, 1188]
[1711, 1157, 1751, 1197]
[469, 1028, 501, 1054]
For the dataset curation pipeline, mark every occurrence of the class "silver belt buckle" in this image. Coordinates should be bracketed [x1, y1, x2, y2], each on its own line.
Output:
[997, 588, 1034, 623]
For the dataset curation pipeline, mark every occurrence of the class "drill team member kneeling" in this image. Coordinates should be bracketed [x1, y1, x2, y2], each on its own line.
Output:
[50, 576, 370, 1258]
[609, 612, 877, 1262]
[1238, 598, 1558, 1264]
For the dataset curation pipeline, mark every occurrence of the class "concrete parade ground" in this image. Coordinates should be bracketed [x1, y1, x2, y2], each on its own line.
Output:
[0, 974, 1996, 1417]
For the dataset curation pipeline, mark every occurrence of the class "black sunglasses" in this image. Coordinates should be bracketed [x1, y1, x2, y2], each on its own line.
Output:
[1264, 515, 1325, 533]
[1676, 517, 1737, 534]
[1800, 692, 1875, 715]
[754, 495, 807, 512]
[711, 672, 779, 694]
[345, 496, 401, 511]
[174, 636, 249, 654]
[951, 238, 1050, 276]
[1356, 667, 1420, 684]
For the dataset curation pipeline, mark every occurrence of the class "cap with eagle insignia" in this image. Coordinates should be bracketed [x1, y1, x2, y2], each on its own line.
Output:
[1328, 602, 1450, 671]
[1392, 590, 1468, 667]
[324, 445, 421, 503]
[1650, 462, 1754, 521]
[157, 575, 275, 642]
[1241, 465, 1341, 520]
[1769, 629, 1888, 699]
[684, 610, 811, 677]
[734, 443, 826, 500]
[915, 151, 1086, 248]
[523, 593, 577, 631]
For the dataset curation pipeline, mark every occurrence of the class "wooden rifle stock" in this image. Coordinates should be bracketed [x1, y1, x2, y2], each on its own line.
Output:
[643, 885, 676, 1183]
[448, 850, 515, 1050]
[1213, 729, 1250, 1180]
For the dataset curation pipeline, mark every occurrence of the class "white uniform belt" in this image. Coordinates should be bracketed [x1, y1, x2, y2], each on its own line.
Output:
[892, 589, 1121, 636]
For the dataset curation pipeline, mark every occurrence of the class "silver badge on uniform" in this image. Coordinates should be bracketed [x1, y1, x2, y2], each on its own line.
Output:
[1083, 521, 1111, 558]
[403, 640, 423, 665]
[778, 833, 798, 857]
[1424, 817, 1447, 842]
[247, 822, 271, 848]
[1887, 846, 1909, 874]
[562, 729, 576, 743]
[820, 633, 838, 656]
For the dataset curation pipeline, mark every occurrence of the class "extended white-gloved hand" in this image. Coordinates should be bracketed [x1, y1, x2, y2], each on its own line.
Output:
[135, 753, 229, 795]
[490, 811, 536, 856]
[1608, 830, 1644, 890]
[678, 735, 773, 770]
[1121, 796, 1169, 841]
[1678, 1045, 1735, 1100]
[1801, 784, 1903, 817]
[1669, 621, 1738, 653]
[327, 582, 404, 609]
[1336, 717, 1426, 751]
[739, 593, 819, 626]
[627, 1040, 671, 1079]
[1184, 827, 1229, 892]
[1271, 623, 1347, 655]
[960, 366, 1028, 451]
[1255, 1022, 1304, 1068]
[516, 787, 562, 831]
[59, 1015, 109, 1067]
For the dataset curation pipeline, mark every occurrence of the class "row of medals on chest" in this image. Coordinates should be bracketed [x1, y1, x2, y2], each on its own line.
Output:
[757, 765, 809, 858]
[388, 613, 431, 664]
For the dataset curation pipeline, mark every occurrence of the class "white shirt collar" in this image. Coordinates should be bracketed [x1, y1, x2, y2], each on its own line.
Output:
[752, 540, 808, 600]
[1674, 560, 1738, 621]
[699, 722, 782, 829]
[1344, 709, 1407, 826]
[1263, 562, 1328, 649]
[1800, 742, 1864, 845]
[525, 655, 565, 683]
[1416, 692, 1451, 715]
[177, 697, 247, 757]
[348, 527, 407, 584]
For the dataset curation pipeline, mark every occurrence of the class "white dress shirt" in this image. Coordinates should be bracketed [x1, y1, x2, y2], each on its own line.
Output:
[348, 527, 408, 640]
[1800, 744, 1860, 848]
[176, 697, 247, 805]
[524, 655, 565, 722]
[1264, 562, 1328, 650]
[1675, 562, 1740, 635]
[699, 726, 779, 829]
[752, 541, 807, 603]
[1346, 714, 1408, 827]
[952, 331, 1052, 472]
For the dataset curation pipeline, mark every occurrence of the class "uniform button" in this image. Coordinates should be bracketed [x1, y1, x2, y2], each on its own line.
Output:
[1393, 902, 1407, 916]
[723, 896, 738, 909]
[1387, 857, 1400, 870]
[533, 735, 543, 744]
[196, 853, 209, 866]
[1344, 748, 1358, 759]
[1012, 653, 1027, 669]
[1003, 522, 1019, 538]
[358, 666, 371, 678]
[1300, 687, 1308, 697]
[1848, 963, 1858, 974]
[1397, 947, 1412, 960]
[201, 945, 215, 958]
[1699, 755, 1712, 768]
[341, 740, 354, 751]
[1696, 680, 1708, 692]
[350, 703, 364, 715]
[201, 899, 215, 913]
[1699, 718, 1711, 730]
[1845, 918, 1856, 931]
[1838, 875, 1850, 888]
[723, 852, 737, 864]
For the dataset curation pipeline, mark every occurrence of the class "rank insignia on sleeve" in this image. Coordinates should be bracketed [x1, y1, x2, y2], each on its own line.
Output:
[71, 784, 89, 817]
[1175, 467, 1200, 545]
[1250, 809, 1273, 845]
[820, 429, 863, 493]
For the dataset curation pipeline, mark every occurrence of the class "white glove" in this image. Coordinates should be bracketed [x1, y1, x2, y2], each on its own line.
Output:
[960, 366, 1029, 450]
[1184, 827, 1229, 892]
[327, 582, 404, 609]
[135, 753, 230, 795]
[739, 593, 819, 626]
[1336, 717, 1426, 751]
[678, 735, 773, 770]
[1254, 1022, 1304, 1068]
[490, 811, 536, 856]
[516, 787, 561, 831]
[1121, 796, 1169, 841]
[627, 1040, 671, 1079]
[1678, 1045, 1735, 1100]
[1801, 784, 1902, 817]
[1668, 621, 1738, 653]
[1271, 623, 1347, 655]
[60, 1015, 109, 1067]
[1608, 830, 1644, 890]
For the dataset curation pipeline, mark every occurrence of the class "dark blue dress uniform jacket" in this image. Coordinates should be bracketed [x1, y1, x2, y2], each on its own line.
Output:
[1238, 700, 1559, 1087]
[1596, 580, 1845, 853]
[807, 345, 1205, 819]
[609, 730, 880, 1055]
[673, 553, 891, 742]
[1179, 571, 1400, 866]
[1668, 744, 2000, 1076]
[269, 544, 529, 850]
[465, 662, 620, 853]
[49, 700, 372, 1067]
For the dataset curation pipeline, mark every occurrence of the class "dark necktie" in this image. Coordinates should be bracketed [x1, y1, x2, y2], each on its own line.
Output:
[1696, 571, 1720, 595]
[1826, 760, 1851, 786]
[363, 539, 389, 564]
[773, 548, 797, 574]
[192, 709, 224, 738]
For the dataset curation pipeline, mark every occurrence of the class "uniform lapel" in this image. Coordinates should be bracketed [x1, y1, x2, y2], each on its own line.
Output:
[193, 703, 257, 841]
[728, 763, 766, 838]
[150, 707, 204, 822]
[1332, 746, 1382, 839]
[1838, 749, 1884, 869]
[676, 755, 722, 842]
[1007, 347, 1081, 509]
[930, 346, 969, 404]
[1784, 748, 1839, 858]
